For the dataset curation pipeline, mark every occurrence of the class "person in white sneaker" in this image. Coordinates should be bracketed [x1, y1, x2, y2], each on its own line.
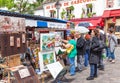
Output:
[108, 28, 118, 63]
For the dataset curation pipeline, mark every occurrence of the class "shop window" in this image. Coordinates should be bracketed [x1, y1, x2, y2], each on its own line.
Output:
[106, 0, 114, 8]
[66, 6, 75, 20]
[118, 0, 120, 6]
[115, 26, 120, 32]
[86, 4, 93, 15]
[50, 10, 56, 18]
[66, 7, 71, 17]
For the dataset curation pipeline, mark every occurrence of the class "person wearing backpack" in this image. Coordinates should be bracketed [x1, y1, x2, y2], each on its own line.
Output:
[108, 28, 118, 63]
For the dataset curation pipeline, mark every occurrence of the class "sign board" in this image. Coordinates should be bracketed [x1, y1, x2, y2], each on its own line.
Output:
[47, 22, 66, 29]
[46, 61, 63, 79]
[18, 68, 30, 79]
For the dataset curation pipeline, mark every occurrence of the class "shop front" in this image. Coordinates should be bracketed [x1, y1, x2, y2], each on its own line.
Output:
[103, 9, 120, 44]
[69, 16, 104, 30]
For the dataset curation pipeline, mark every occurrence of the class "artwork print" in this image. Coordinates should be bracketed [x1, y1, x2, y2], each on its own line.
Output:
[54, 32, 62, 47]
[10, 36, 14, 46]
[39, 51, 56, 71]
[40, 33, 55, 51]
[17, 38, 20, 47]
[22, 34, 26, 43]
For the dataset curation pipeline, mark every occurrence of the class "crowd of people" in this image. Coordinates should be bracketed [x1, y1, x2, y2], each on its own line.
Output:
[61, 26, 118, 80]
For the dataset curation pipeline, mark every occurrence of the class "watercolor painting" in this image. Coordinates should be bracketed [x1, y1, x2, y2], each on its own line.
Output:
[39, 51, 56, 71]
[40, 33, 55, 51]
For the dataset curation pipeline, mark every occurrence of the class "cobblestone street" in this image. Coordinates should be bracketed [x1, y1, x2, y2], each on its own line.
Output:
[46, 47, 120, 83]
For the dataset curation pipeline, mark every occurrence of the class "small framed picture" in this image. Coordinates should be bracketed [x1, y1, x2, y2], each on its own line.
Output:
[10, 36, 14, 46]
[17, 38, 20, 47]
[22, 34, 26, 43]
[39, 51, 56, 72]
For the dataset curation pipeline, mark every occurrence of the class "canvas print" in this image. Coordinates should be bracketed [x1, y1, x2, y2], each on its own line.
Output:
[17, 38, 20, 47]
[54, 32, 63, 47]
[39, 51, 56, 72]
[0, 16, 25, 32]
[40, 33, 55, 51]
[22, 34, 26, 43]
[10, 36, 14, 46]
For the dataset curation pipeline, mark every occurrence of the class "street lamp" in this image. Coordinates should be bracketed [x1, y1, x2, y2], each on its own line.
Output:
[55, 0, 61, 19]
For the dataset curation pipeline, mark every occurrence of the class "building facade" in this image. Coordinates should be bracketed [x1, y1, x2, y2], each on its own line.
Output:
[35, 0, 120, 42]
[35, 0, 106, 19]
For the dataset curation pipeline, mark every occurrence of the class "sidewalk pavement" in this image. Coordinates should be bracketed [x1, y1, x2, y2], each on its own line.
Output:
[45, 47, 120, 83]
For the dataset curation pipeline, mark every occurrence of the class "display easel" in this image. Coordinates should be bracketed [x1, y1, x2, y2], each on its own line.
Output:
[7, 56, 11, 83]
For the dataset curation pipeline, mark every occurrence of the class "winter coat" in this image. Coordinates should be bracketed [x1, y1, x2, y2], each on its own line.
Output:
[89, 36, 100, 64]
[85, 40, 91, 50]
[76, 36, 86, 56]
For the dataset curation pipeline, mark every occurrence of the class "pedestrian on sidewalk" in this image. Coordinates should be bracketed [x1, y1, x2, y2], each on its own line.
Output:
[108, 28, 118, 63]
[62, 34, 77, 76]
[87, 29, 101, 80]
[96, 26, 105, 71]
[75, 31, 86, 72]
[84, 34, 91, 67]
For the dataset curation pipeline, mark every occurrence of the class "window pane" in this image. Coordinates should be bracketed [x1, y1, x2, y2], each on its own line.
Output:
[115, 26, 120, 32]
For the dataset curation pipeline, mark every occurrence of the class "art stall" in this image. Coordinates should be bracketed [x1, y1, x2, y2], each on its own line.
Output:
[0, 15, 40, 83]
[37, 31, 68, 81]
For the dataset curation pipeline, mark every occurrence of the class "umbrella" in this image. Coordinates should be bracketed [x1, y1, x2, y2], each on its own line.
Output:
[100, 29, 104, 34]
[75, 26, 89, 34]
[77, 22, 93, 28]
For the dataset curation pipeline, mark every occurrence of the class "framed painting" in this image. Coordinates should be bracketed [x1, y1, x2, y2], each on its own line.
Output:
[17, 38, 20, 47]
[39, 51, 56, 72]
[40, 33, 55, 51]
[10, 36, 14, 46]
[22, 34, 26, 43]
[52, 32, 62, 47]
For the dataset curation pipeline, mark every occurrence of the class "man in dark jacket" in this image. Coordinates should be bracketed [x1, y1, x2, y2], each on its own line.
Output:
[96, 26, 105, 70]
[75, 31, 86, 72]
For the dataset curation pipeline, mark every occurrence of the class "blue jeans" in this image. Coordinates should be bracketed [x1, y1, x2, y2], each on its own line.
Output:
[109, 50, 115, 60]
[90, 64, 97, 77]
[106, 47, 111, 57]
[69, 57, 75, 75]
[84, 50, 89, 67]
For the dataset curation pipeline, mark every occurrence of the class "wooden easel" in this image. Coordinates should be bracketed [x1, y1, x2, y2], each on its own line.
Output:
[7, 56, 11, 83]
[41, 72, 45, 83]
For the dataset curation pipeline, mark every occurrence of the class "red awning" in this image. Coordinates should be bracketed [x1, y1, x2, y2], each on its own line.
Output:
[103, 9, 120, 18]
[70, 17, 103, 29]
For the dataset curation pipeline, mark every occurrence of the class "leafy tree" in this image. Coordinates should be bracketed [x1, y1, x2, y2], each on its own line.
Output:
[0, 0, 45, 14]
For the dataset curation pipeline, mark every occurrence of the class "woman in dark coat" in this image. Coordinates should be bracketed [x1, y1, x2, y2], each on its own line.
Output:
[87, 29, 101, 80]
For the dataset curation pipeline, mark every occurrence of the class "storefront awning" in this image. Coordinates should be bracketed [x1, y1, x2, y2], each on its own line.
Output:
[37, 21, 47, 28]
[103, 9, 120, 18]
[25, 19, 37, 27]
[47, 22, 66, 29]
[70, 16, 103, 29]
